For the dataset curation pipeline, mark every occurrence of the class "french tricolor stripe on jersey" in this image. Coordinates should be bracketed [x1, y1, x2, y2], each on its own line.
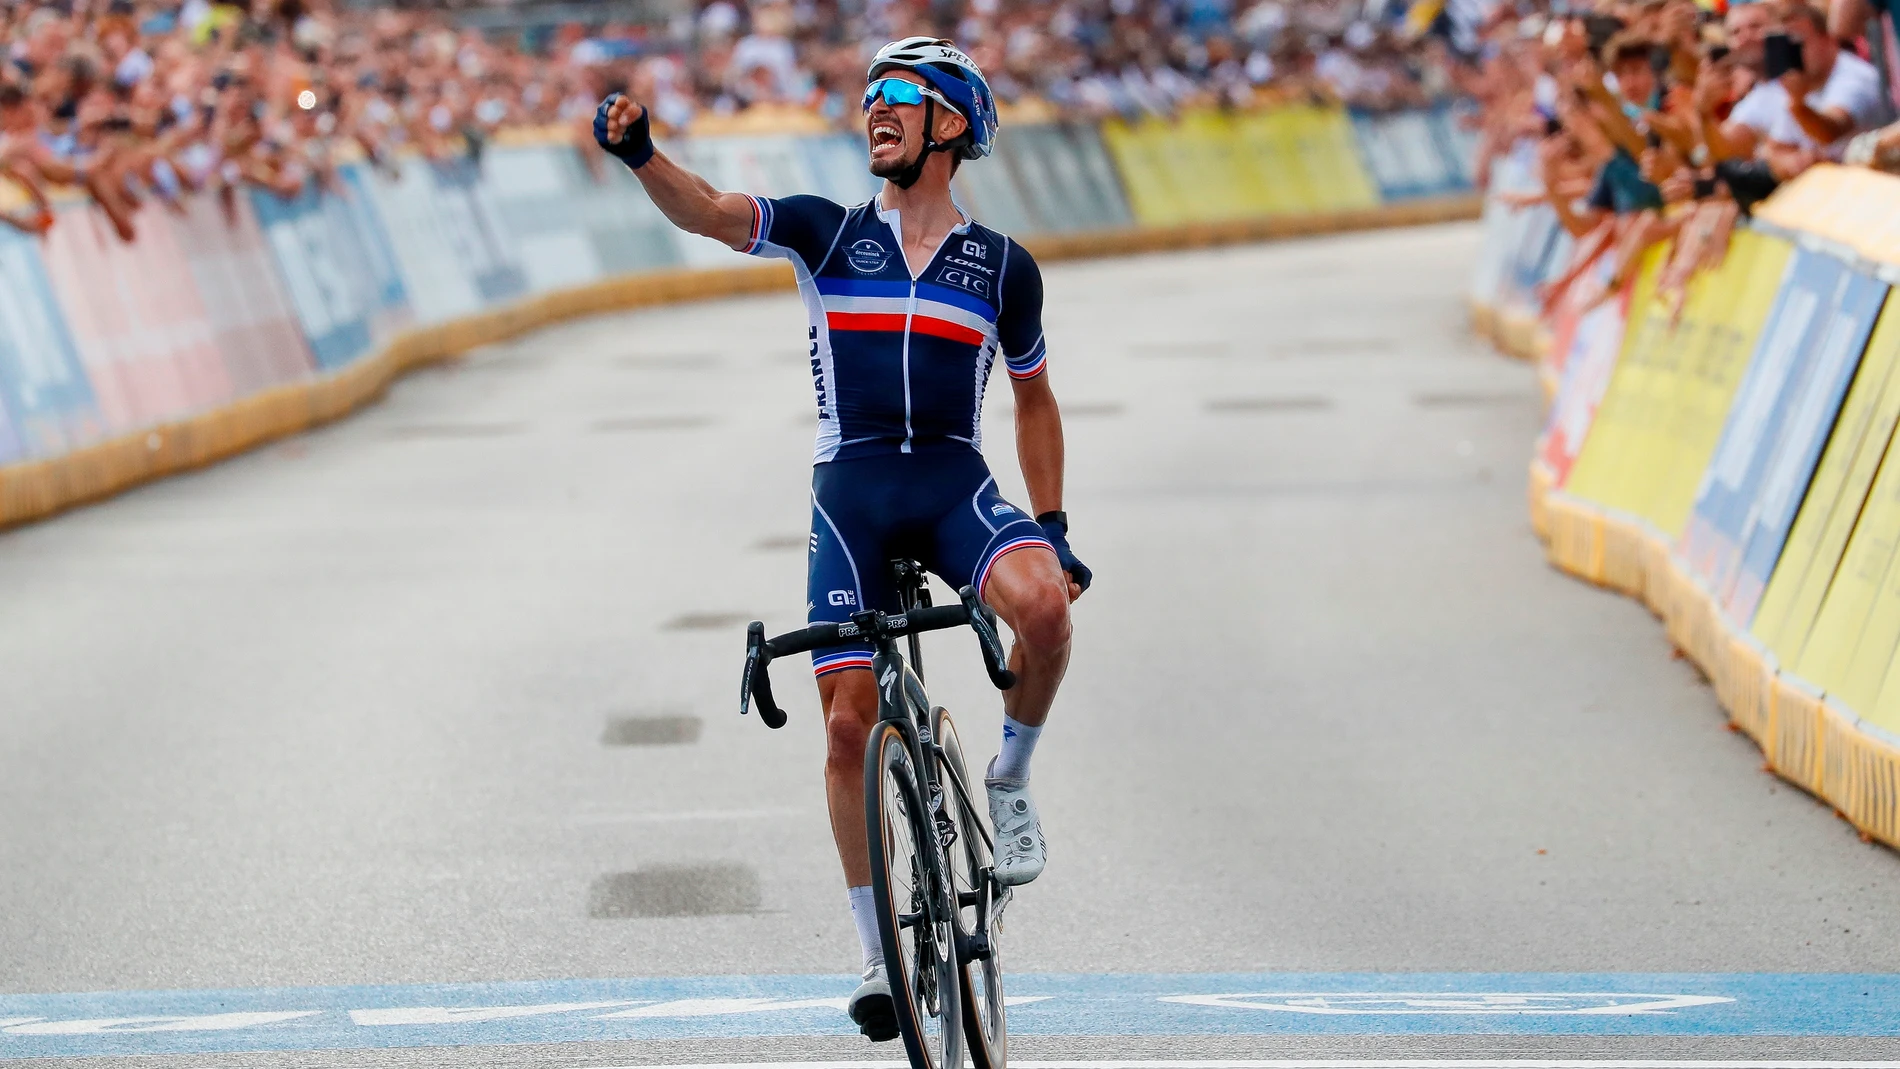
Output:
[741, 195, 773, 255]
[1006, 335, 1048, 379]
[820, 291, 995, 349]
[977, 534, 1054, 597]
[812, 651, 875, 676]
[915, 280, 997, 318]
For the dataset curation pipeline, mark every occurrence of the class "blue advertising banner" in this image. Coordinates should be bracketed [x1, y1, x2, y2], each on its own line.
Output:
[1727, 271, 1890, 621]
[250, 185, 378, 371]
[1428, 101, 1480, 187]
[0, 225, 102, 456]
[481, 146, 607, 294]
[1501, 206, 1563, 309]
[570, 158, 687, 278]
[0, 380, 21, 464]
[331, 165, 411, 326]
[1007, 123, 1135, 232]
[426, 157, 528, 305]
[796, 132, 882, 208]
[1683, 247, 1846, 596]
[1349, 109, 1459, 200]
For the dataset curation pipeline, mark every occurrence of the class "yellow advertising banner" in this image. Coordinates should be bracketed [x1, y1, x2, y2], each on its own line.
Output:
[1558, 248, 1668, 514]
[1279, 105, 1380, 212]
[1752, 293, 1900, 666]
[1643, 232, 1790, 535]
[1100, 117, 1186, 226]
[1230, 110, 1315, 214]
[1794, 405, 1900, 703]
[1564, 231, 1791, 534]
[1100, 105, 1379, 226]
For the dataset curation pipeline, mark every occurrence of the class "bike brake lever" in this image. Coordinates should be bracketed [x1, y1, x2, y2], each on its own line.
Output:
[742, 621, 788, 728]
[957, 585, 1017, 691]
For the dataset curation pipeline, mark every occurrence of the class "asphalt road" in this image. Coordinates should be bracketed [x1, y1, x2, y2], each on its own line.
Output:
[2, 222, 1897, 1065]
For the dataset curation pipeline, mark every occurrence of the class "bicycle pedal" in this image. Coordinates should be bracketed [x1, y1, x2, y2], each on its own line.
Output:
[855, 1010, 896, 1040]
[852, 1000, 900, 1043]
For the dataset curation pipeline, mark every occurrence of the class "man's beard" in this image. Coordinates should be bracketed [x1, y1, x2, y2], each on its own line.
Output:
[868, 142, 920, 178]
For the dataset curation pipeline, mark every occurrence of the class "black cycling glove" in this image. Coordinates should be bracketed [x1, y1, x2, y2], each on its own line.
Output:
[593, 94, 655, 170]
[1037, 511, 1092, 594]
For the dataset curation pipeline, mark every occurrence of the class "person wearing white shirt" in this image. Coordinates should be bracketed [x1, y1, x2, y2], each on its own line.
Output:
[1727, 2, 1884, 158]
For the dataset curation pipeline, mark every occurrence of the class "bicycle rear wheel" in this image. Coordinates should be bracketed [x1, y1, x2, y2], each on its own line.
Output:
[866, 720, 964, 1069]
[934, 707, 1007, 1068]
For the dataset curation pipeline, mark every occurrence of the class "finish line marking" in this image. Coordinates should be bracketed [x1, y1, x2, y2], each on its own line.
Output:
[5, 974, 1900, 1060]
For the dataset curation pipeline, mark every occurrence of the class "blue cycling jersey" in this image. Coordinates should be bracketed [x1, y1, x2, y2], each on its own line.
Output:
[738, 193, 1047, 463]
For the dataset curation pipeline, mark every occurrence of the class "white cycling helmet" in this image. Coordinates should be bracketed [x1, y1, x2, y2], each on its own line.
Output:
[866, 36, 999, 160]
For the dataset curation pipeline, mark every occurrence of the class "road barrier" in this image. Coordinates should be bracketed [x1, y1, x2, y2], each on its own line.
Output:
[0, 104, 1478, 528]
[1474, 160, 1900, 849]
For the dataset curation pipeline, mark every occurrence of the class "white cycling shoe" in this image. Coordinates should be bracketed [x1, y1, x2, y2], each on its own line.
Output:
[848, 961, 898, 1042]
[985, 763, 1047, 886]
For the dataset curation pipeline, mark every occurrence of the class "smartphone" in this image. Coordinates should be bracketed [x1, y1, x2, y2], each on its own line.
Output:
[1763, 32, 1804, 79]
[1583, 14, 1625, 54]
[1705, 43, 1731, 64]
[1649, 43, 1672, 75]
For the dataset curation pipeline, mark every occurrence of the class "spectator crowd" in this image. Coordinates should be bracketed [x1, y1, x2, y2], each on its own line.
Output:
[1466, 0, 1900, 305]
[0, 0, 1469, 243]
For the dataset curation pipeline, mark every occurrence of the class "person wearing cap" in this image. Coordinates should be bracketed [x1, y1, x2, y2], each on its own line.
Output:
[593, 36, 1088, 1042]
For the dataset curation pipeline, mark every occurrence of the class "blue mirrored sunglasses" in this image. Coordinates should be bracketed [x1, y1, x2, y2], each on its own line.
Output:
[861, 77, 957, 113]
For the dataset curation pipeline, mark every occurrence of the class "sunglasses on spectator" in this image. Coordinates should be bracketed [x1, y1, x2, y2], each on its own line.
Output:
[862, 77, 957, 113]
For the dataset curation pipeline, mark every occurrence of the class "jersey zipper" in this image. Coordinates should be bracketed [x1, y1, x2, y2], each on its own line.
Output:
[901, 279, 916, 453]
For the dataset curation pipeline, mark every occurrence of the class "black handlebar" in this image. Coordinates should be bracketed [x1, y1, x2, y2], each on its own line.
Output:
[740, 585, 1016, 728]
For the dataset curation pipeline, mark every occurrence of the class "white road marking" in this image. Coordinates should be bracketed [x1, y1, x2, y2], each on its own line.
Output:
[1159, 993, 1737, 1015]
[597, 998, 847, 1019]
[4, 1011, 323, 1035]
[349, 1001, 646, 1025]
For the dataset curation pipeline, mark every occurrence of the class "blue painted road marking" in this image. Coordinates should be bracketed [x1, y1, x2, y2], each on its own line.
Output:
[2, 974, 1898, 1060]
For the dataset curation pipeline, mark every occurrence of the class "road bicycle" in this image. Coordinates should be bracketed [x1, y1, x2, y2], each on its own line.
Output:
[741, 560, 1016, 1069]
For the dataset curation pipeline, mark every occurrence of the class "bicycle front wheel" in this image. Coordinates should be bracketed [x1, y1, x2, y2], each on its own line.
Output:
[935, 707, 1007, 1068]
[866, 719, 964, 1069]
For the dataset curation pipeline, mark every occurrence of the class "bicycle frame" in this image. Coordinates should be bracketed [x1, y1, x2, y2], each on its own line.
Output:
[884, 563, 995, 864]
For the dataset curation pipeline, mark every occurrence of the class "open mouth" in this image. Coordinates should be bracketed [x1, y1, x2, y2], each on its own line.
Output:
[870, 122, 902, 149]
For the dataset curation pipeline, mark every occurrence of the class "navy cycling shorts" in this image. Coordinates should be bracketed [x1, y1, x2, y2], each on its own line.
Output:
[807, 450, 1052, 676]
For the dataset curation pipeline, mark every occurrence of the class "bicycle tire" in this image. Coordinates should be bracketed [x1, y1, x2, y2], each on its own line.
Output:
[866, 719, 964, 1069]
[934, 707, 1008, 1068]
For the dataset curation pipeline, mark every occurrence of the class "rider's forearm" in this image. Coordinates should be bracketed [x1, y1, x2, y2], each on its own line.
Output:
[626, 150, 755, 249]
[1012, 378, 1065, 517]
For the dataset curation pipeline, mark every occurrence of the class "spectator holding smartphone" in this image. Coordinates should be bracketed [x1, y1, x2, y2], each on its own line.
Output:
[1729, 2, 1883, 159]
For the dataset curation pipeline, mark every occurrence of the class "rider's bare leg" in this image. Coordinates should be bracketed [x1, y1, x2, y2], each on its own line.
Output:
[819, 545, 1071, 882]
[981, 545, 1073, 731]
[819, 668, 879, 887]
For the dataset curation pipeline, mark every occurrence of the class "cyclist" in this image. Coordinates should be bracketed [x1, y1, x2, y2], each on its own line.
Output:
[594, 37, 1089, 1043]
